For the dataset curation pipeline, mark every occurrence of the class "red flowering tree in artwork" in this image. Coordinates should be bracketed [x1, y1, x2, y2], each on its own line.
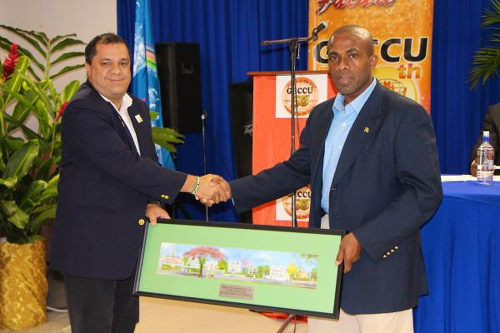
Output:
[184, 247, 226, 278]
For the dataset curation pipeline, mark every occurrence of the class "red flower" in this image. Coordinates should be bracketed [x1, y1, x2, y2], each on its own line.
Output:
[2, 43, 18, 82]
[56, 102, 69, 121]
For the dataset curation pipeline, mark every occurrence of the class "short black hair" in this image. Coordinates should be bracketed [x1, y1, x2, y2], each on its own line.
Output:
[85, 33, 130, 64]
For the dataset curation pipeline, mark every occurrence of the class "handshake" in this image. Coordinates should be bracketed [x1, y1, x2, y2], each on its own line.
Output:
[184, 174, 232, 207]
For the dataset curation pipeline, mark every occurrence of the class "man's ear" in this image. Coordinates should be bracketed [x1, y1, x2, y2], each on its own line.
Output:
[85, 62, 91, 77]
[369, 54, 378, 70]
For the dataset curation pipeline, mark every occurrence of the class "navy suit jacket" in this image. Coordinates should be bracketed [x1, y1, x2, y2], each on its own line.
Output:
[50, 81, 187, 280]
[231, 81, 443, 314]
[470, 102, 500, 173]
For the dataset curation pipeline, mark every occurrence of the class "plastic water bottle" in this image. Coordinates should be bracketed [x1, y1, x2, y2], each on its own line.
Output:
[477, 131, 495, 185]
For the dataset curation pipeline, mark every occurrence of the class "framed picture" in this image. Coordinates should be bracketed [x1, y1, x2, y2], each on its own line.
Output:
[134, 219, 344, 319]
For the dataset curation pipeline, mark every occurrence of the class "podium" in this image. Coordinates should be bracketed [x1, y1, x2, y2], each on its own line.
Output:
[247, 71, 336, 227]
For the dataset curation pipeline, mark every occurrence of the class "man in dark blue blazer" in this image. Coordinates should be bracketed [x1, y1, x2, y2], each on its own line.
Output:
[470, 102, 500, 175]
[50, 33, 229, 333]
[230, 26, 442, 332]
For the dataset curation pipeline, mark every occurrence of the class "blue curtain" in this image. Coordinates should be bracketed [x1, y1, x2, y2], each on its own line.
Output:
[432, 0, 500, 174]
[117, 0, 308, 222]
[118, 0, 500, 221]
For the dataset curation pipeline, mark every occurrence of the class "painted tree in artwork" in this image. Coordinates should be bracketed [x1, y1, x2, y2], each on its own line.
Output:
[184, 247, 226, 277]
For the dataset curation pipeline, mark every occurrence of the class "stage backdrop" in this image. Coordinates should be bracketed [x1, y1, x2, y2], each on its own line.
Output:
[308, 0, 433, 113]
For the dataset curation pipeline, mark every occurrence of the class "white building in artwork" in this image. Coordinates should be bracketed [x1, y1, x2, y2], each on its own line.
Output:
[268, 265, 289, 281]
[229, 260, 242, 274]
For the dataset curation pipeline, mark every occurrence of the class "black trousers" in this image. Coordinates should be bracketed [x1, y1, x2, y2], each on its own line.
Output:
[64, 272, 139, 333]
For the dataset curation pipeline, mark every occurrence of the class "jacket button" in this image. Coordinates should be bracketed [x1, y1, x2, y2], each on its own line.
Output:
[138, 218, 145, 225]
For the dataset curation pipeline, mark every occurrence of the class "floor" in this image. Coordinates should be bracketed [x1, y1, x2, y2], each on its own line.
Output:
[0, 298, 307, 333]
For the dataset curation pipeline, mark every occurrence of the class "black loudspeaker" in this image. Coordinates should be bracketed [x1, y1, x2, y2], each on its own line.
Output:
[156, 42, 202, 133]
[229, 80, 253, 223]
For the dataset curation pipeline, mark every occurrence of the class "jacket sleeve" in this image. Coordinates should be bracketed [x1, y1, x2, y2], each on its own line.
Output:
[353, 105, 443, 261]
[62, 101, 187, 204]
[470, 104, 500, 165]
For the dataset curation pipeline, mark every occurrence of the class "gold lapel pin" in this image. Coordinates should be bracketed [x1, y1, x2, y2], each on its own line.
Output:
[135, 114, 143, 123]
[364, 127, 370, 133]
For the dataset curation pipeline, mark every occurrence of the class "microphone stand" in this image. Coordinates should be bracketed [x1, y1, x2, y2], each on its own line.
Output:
[261, 29, 321, 333]
[201, 110, 209, 221]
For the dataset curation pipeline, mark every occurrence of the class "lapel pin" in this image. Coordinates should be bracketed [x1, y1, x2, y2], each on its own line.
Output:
[364, 127, 370, 133]
[135, 114, 143, 123]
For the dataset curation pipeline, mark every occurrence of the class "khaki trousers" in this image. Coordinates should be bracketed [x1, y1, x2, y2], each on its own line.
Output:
[311, 214, 414, 333]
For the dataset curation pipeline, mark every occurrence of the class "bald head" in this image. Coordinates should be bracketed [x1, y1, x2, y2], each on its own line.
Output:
[326, 25, 377, 105]
[328, 25, 374, 56]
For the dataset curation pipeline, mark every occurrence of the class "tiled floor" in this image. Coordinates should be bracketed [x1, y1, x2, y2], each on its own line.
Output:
[0, 297, 307, 333]
[0, 311, 70, 333]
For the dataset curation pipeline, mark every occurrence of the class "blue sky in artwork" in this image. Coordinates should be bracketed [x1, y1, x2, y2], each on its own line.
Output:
[160, 243, 318, 271]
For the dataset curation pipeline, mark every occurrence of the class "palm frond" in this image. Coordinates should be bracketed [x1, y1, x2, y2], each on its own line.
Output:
[469, 0, 500, 88]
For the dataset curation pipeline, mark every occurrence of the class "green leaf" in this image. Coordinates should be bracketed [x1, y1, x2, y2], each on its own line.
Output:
[3, 114, 49, 149]
[27, 235, 46, 242]
[151, 127, 184, 153]
[16, 72, 53, 111]
[4, 56, 30, 104]
[0, 200, 29, 229]
[149, 111, 159, 120]
[61, 80, 80, 103]
[51, 51, 85, 66]
[0, 25, 49, 48]
[0, 36, 44, 72]
[7, 90, 39, 132]
[0, 177, 18, 189]
[50, 64, 85, 79]
[19, 180, 47, 210]
[29, 204, 57, 231]
[50, 33, 78, 45]
[51, 37, 84, 53]
[4, 140, 39, 179]
[34, 99, 52, 138]
[5, 137, 25, 151]
[0, 24, 46, 58]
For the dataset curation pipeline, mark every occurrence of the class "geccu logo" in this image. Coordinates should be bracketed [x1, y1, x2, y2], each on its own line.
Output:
[281, 77, 319, 117]
[316, 0, 396, 14]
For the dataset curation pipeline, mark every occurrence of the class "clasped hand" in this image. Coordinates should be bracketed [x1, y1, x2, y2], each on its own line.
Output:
[194, 174, 231, 206]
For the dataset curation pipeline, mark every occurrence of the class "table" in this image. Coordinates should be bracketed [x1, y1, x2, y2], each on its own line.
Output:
[414, 181, 500, 333]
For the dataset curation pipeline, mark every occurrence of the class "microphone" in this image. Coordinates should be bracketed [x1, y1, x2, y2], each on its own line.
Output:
[311, 21, 328, 41]
[201, 110, 208, 120]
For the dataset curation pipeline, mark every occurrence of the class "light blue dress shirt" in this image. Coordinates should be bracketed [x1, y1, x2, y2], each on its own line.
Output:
[321, 78, 377, 213]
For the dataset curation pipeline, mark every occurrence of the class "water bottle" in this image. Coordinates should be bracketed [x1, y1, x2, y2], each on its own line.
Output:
[477, 131, 495, 185]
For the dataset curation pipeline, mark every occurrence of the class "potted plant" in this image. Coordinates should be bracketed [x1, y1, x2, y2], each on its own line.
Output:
[0, 25, 183, 330]
[469, 0, 500, 88]
[0, 25, 84, 329]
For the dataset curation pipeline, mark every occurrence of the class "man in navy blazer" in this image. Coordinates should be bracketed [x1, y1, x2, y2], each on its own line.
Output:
[230, 26, 442, 332]
[50, 33, 229, 333]
[470, 102, 500, 175]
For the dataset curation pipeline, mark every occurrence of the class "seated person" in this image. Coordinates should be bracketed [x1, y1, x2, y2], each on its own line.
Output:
[470, 103, 500, 175]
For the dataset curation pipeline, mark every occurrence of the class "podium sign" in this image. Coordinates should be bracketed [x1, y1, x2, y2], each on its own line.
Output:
[250, 72, 335, 227]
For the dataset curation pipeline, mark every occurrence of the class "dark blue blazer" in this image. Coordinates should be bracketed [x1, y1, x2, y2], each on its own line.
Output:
[231, 81, 443, 314]
[50, 81, 187, 280]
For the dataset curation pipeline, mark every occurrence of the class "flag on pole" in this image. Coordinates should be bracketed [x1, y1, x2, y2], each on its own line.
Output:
[132, 0, 175, 169]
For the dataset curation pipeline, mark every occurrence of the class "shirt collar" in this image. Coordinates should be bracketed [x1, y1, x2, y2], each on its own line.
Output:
[99, 93, 133, 112]
[333, 77, 377, 114]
